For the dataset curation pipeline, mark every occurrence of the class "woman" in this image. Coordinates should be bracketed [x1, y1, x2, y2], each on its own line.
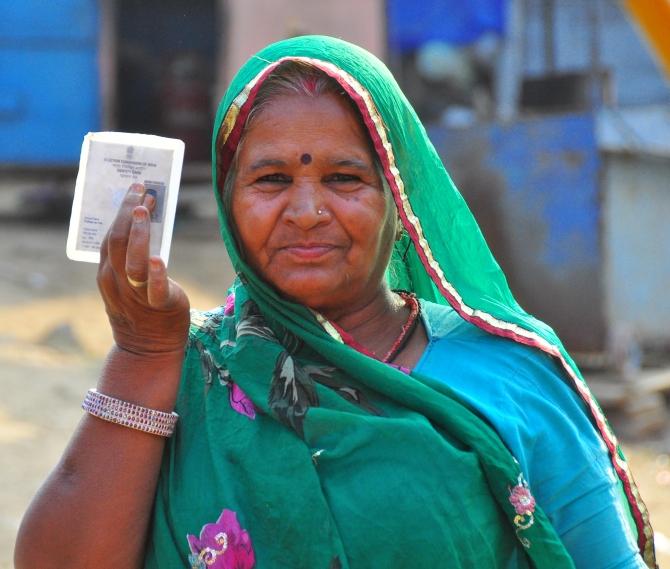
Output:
[16, 36, 655, 568]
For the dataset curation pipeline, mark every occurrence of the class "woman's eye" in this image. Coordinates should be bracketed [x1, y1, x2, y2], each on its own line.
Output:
[256, 173, 291, 185]
[324, 173, 361, 184]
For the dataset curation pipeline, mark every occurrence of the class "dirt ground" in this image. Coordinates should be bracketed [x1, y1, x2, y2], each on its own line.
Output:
[1, 214, 669, 567]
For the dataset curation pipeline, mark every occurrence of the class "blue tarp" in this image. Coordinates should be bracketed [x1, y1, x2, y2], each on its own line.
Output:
[387, 0, 506, 51]
[0, 0, 100, 164]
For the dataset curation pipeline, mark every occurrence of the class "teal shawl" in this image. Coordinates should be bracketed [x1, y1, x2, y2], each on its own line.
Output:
[146, 36, 655, 568]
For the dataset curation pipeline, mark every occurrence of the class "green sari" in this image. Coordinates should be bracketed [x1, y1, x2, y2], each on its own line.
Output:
[145, 36, 655, 568]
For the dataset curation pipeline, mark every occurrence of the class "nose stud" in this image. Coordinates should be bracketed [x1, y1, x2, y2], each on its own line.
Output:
[317, 209, 323, 215]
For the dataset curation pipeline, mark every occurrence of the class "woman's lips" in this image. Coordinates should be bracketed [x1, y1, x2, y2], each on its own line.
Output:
[280, 244, 338, 260]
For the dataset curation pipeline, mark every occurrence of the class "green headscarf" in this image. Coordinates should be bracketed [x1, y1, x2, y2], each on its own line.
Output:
[146, 35, 655, 569]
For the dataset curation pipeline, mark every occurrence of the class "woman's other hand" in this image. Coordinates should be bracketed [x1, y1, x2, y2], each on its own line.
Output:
[97, 183, 190, 355]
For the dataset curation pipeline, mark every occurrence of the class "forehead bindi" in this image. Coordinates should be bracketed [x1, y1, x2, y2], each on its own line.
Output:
[300, 153, 312, 165]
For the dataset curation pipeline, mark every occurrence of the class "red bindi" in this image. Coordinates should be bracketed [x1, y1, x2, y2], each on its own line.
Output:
[300, 153, 312, 165]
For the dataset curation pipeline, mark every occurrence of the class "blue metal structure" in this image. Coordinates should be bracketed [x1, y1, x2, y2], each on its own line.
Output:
[387, 0, 505, 51]
[0, 0, 101, 165]
[428, 113, 606, 352]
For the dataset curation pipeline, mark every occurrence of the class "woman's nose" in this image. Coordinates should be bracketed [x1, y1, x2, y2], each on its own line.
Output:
[283, 180, 329, 228]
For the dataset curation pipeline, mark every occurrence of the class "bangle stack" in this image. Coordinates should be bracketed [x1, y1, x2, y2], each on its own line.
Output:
[82, 388, 178, 437]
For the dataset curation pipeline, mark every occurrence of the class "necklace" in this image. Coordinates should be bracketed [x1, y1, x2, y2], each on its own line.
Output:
[329, 292, 421, 367]
[381, 292, 420, 363]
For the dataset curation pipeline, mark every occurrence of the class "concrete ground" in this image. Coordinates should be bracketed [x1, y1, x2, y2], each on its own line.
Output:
[1, 180, 669, 567]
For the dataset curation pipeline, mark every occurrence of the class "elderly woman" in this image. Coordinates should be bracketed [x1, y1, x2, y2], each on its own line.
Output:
[17, 36, 654, 568]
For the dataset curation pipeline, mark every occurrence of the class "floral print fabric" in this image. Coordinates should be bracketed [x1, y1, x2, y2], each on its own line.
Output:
[187, 509, 255, 569]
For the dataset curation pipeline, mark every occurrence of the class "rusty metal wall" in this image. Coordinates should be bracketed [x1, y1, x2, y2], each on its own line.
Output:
[428, 113, 606, 353]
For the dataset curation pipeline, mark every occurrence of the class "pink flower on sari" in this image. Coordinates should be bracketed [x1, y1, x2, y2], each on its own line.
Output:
[224, 293, 236, 316]
[508, 474, 536, 547]
[228, 382, 256, 420]
[509, 481, 536, 516]
[187, 509, 255, 569]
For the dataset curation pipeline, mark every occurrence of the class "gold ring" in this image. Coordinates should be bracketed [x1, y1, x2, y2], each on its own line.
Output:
[127, 275, 148, 288]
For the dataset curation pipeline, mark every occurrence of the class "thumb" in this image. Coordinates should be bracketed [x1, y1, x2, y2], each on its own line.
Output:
[146, 256, 173, 309]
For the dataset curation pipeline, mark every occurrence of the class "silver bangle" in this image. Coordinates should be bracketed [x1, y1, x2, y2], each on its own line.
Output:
[82, 388, 178, 437]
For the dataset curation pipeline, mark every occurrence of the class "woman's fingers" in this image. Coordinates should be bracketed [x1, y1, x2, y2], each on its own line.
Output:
[106, 184, 159, 291]
[96, 184, 189, 355]
[125, 206, 151, 288]
[107, 183, 146, 274]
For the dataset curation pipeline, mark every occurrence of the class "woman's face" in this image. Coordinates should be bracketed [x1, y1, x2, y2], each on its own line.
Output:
[230, 92, 396, 315]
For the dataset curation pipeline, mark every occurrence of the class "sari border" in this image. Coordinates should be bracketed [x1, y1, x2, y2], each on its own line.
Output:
[214, 56, 655, 566]
[311, 310, 344, 343]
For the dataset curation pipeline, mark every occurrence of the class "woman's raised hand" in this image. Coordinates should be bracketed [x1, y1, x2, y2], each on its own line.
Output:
[97, 183, 190, 356]
[15, 184, 190, 569]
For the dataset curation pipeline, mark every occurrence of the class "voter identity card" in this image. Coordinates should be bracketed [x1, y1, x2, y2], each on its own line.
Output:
[66, 132, 184, 265]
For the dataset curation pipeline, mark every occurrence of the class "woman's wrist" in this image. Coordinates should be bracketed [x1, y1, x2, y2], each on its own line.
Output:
[96, 345, 186, 413]
[111, 331, 189, 359]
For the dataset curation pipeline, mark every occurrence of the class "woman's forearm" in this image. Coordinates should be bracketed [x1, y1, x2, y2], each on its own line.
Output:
[14, 346, 184, 569]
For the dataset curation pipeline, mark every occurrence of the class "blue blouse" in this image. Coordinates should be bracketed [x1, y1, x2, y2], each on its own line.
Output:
[415, 301, 645, 568]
